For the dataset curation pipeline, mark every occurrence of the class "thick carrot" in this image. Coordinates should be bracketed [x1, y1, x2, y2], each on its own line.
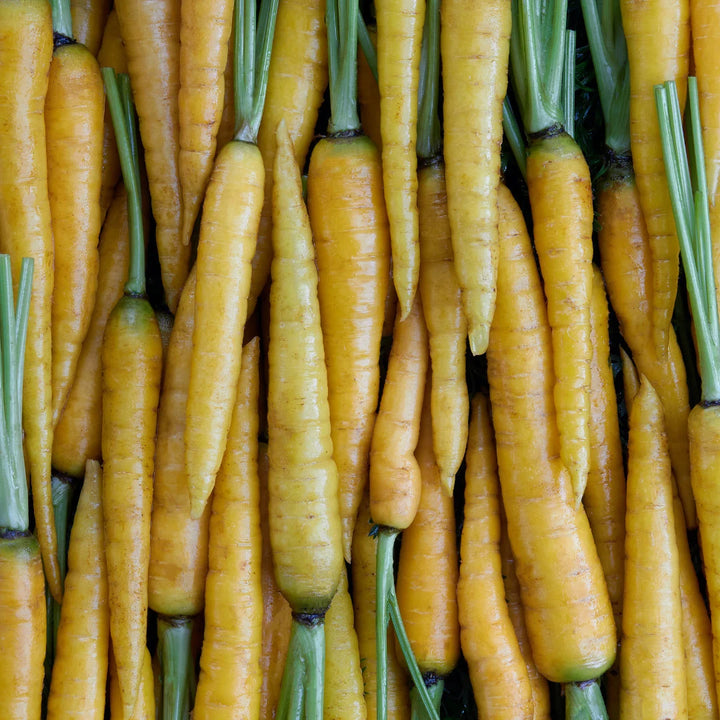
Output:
[441, 0, 510, 355]
[46, 0, 105, 428]
[46, 460, 108, 720]
[458, 394, 534, 720]
[488, 183, 615, 707]
[101, 70, 163, 718]
[193, 338, 263, 720]
[70, 0, 110, 54]
[0, 0, 60, 602]
[52, 183, 129, 478]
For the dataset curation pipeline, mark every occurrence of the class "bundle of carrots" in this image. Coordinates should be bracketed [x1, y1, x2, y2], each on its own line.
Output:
[5, 0, 720, 717]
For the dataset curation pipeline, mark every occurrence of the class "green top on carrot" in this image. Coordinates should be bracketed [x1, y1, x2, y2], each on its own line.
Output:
[416, 0, 441, 161]
[49, 0, 73, 41]
[327, 0, 361, 135]
[233, 0, 280, 144]
[657, 78, 720, 402]
[0, 256, 33, 533]
[102, 69, 145, 297]
[579, 0, 630, 155]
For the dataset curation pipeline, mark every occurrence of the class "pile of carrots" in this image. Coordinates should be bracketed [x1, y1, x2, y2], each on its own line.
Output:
[3, 0, 720, 716]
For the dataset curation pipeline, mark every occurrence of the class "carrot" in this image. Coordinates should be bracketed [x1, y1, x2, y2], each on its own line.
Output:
[250, 0, 328, 318]
[620, 376, 687, 718]
[177, 0, 234, 249]
[216, 20, 235, 152]
[113, 0, 188, 311]
[184, 0, 278, 518]
[0, 256, 45, 720]
[488, 183, 615, 714]
[52, 183, 129, 479]
[46, 460, 108, 720]
[70, 0, 109, 54]
[193, 338, 263, 720]
[458, 394, 534, 720]
[357, 21, 382, 152]
[441, 0, 510, 355]
[46, 0, 105, 429]
[417, 0, 467, 495]
[0, 0, 60, 603]
[396, 379, 459, 718]
[621, 0, 689, 357]
[101, 70, 163, 719]
[109, 646, 156, 720]
[268, 120, 343, 720]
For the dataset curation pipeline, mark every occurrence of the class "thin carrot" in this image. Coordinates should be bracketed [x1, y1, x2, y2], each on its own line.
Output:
[357, 21, 382, 151]
[109, 646, 156, 720]
[70, 0, 110, 54]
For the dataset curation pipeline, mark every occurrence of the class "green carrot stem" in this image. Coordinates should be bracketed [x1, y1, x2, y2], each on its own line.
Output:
[409, 677, 444, 720]
[416, 0, 441, 161]
[327, 0, 360, 134]
[562, 29, 576, 139]
[565, 679, 609, 720]
[157, 616, 195, 720]
[297, 618, 324, 720]
[49, 0, 73, 40]
[357, 9, 377, 83]
[503, 97, 527, 180]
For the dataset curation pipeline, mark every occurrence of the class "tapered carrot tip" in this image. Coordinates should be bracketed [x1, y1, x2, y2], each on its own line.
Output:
[190, 491, 209, 522]
[341, 518, 353, 564]
[440, 475, 455, 498]
[468, 325, 489, 357]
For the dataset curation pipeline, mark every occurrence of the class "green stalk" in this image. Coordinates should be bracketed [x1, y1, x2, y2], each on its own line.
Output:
[357, 9, 377, 83]
[102, 69, 145, 297]
[233, 0, 280, 142]
[503, 97, 527, 179]
[562, 30, 576, 139]
[327, 0, 360, 134]
[0, 256, 32, 532]
[565, 679, 609, 720]
[157, 616, 195, 720]
[49, 0, 73, 41]
[416, 0, 441, 162]
[656, 78, 720, 402]
[410, 679, 444, 720]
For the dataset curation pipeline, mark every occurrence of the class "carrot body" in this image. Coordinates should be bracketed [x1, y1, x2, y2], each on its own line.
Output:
[193, 338, 263, 720]
[250, 0, 328, 315]
[488, 183, 616, 682]
[70, 0, 110, 54]
[0, 0, 59, 602]
[620, 0, 689, 356]
[46, 40, 104, 428]
[177, 0, 234, 247]
[102, 295, 163, 717]
[47, 460, 108, 720]
[185, 139, 263, 518]
[109, 647, 155, 720]
[440, 0, 510, 355]
[525, 130, 593, 503]
[620, 378, 687, 718]
[357, 26, 382, 151]
[113, 0, 188, 311]
[376, 0, 424, 319]
[0, 535, 46, 720]
[307, 133, 390, 561]
[418, 160, 468, 495]
[597, 162, 695, 527]
[149, 267, 210, 618]
[52, 184, 129, 478]
[458, 394, 534, 720]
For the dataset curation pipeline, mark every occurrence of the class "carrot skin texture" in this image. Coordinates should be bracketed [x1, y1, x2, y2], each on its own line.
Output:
[0, 0, 59, 602]
[47, 460, 108, 720]
[376, 0, 424, 319]
[109, 647, 156, 720]
[488, 183, 616, 683]
[46, 41, 104, 429]
[185, 139, 264, 519]
[307, 133, 390, 561]
[52, 184, 129, 478]
[70, 0, 111, 54]
[193, 339, 263, 720]
[440, 0, 510, 355]
[149, 267, 210, 618]
[250, 0, 328, 315]
[0, 535, 46, 720]
[526, 131, 593, 504]
[418, 160, 468, 495]
[113, 0, 188, 311]
[619, 378, 687, 719]
[102, 295, 163, 718]
[621, 0, 689, 356]
[177, 0, 233, 248]
[596, 165, 696, 527]
[459, 395, 534, 720]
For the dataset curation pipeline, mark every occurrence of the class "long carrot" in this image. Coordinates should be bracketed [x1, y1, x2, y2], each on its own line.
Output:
[70, 0, 110, 54]
[184, 0, 278, 518]
[0, 0, 60, 603]
[101, 69, 163, 718]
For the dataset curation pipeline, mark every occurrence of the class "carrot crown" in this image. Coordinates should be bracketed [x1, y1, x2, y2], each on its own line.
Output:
[233, 0, 280, 144]
[509, 0, 568, 134]
[416, 0, 441, 161]
[50, 0, 73, 41]
[579, 0, 630, 155]
[657, 78, 720, 402]
[102, 69, 145, 297]
[327, 0, 360, 134]
[0, 256, 33, 533]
